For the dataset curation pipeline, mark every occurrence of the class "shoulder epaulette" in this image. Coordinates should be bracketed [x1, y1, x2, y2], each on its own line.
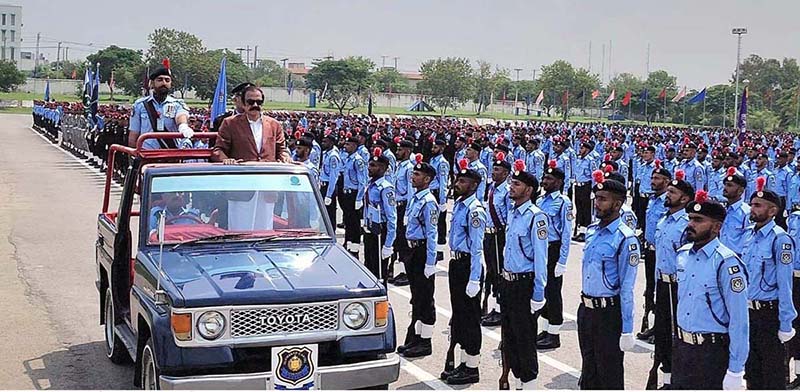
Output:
[715, 244, 737, 260]
[618, 222, 636, 238]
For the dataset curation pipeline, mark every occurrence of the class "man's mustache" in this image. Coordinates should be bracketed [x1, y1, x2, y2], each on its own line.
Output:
[248, 106, 261, 111]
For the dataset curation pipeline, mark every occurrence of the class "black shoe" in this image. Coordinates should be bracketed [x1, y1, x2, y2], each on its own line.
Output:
[536, 333, 561, 349]
[574, 233, 586, 242]
[392, 273, 409, 286]
[536, 331, 548, 342]
[387, 275, 395, 284]
[658, 384, 671, 390]
[436, 251, 444, 262]
[787, 377, 800, 389]
[446, 366, 479, 385]
[402, 339, 432, 358]
[440, 363, 464, 380]
[481, 311, 502, 327]
[637, 327, 655, 341]
[396, 337, 419, 354]
[336, 223, 345, 229]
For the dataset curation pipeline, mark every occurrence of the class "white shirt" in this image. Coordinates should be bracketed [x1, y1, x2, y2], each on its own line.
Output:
[248, 116, 263, 153]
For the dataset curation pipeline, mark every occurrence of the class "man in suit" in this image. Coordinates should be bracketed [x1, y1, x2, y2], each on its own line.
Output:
[211, 85, 291, 164]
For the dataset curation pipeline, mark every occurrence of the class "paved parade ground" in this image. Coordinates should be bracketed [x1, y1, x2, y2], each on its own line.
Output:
[0, 112, 658, 389]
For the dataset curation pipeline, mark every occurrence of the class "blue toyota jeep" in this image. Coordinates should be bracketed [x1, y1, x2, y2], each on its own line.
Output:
[96, 137, 398, 390]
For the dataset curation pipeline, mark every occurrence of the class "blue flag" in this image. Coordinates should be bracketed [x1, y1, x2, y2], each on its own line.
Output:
[44, 79, 50, 101]
[687, 88, 706, 105]
[639, 89, 648, 100]
[210, 56, 228, 123]
[83, 68, 92, 106]
[287, 73, 294, 95]
[737, 87, 748, 131]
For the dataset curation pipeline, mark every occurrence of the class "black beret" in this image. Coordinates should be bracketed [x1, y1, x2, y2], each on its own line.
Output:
[604, 171, 627, 185]
[580, 141, 593, 150]
[750, 187, 782, 207]
[322, 133, 338, 143]
[601, 160, 619, 172]
[644, 145, 656, 152]
[593, 177, 626, 198]
[231, 82, 255, 95]
[669, 179, 695, 197]
[723, 168, 747, 188]
[456, 167, 482, 182]
[398, 140, 414, 149]
[652, 160, 672, 179]
[755, 152, 769, 160]
[544, 163, 565, 181]
[683, 142, 697, 150]
[686, 193, 726, 222]
[494, 157, 511, 170]
[371, 153, 390, 166]
[149, 66, 172, 81]
[494, 144, 510, 153]
[414, 161, 436, 177]
[346, 136, 360, 144]
[467, 142, 482, 152]
[613, 146, 624, 153]
[434, 138, 447, 147]
[295, 138, 312, 148]
[512, 170, 538, 189]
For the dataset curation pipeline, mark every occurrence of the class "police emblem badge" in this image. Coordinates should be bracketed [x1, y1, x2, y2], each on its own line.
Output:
[730, 277, 745, 293]
[273, 346, 316, 389]
[782, 252, 793, 264]
[629, 253, 640, 266]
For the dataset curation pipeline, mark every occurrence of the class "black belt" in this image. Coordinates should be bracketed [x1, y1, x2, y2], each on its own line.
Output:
[397, 199, 408, 206]
[640, 192, 653, 198]
[658, 273, 677, 283]
[321, 181, 329, 187]
[343, 188, 357, 194]
[576, 181, 591, 187]
[748, 299, 778, 310]
[580, 294, 619, 309]
[501, 270, 534, 282]
[452, 251, 470, 260]
[677, 328, 729, 345]
[408, 239, 427, 248]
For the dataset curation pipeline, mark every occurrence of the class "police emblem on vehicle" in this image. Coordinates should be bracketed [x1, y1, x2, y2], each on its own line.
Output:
[273, 346, 317, 388]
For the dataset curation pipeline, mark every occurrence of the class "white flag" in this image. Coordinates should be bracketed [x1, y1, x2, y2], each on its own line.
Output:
[603, 89, 616, 106]
[671, 86, 687, 103]
[534, 90, 544, 106]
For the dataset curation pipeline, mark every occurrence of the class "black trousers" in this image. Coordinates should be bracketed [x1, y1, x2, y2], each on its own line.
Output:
[654, 280, 678, 373]
[449, 255, 482, 355]
[577, 299, 624, 390]
[320, 182, 338, 229]
[431, 189, 447, 247]
[672, 338, 729, 389]
[394, 202, 409, 272]
[777, 196, 788, 229]
[541, 241, 564, 326]
[499, 277, 539, 383]
[405, 241, 436, 334]
[482, 228, 506, 300]
[339, 189, 361, 246]
[746, 307, 787, 390]
[575, 183, 592, 229]
[643, 248, 656, 314]
[363, 225, 388, 284]
[786, 277, 800, 359]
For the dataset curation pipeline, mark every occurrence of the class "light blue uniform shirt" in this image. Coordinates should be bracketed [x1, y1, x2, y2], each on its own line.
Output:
[486, 180, 511, 229]
[364, 176, 398, 247]
[343, 152, 367, 201]
[675, 239, 749, 373]
[789, 211, 800, 270]
[320, 147, 342, 199]
[129, 95, 190, 150]
[452, 148, 467, 175]
[468, 159, 489, 202]
[405, 188, 439, 266]
[654, 209, 689, 276]
[555, 152, 572, 190]
[449, 193, 486, 282]
[741, 219, 796, 332]
[526, 149, 545, 180]
[581, 216, 640, 333]
[395, 159, 414, 203]
[383, 149, 397, 187]
[720, 199, 751, 256]
[745, 168, 775, 201]
[645, 192, 668, 244]
[773, 165, 792, 197]
[430, 154, 449, 205]
[574, 154, 595, 183]
[503, 200, 549, 301]
[679, 159, 707, 192]
[536, 191, 573, 266]
[707, 167, 726, 201]
[637, 160, 656, 194]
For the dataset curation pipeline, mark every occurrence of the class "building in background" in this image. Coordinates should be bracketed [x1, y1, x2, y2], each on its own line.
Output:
[0, 3, 22, 64]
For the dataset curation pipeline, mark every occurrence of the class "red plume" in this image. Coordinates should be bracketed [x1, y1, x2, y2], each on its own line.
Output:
[592, 170, 605, 184]
[162, 58, 170, 69]
[654, 159, 662, 170]
[294, 130, 302, 140]
[675, 169, 685, 181]
[548, 159, 557, 169]
[496, 151, 506, 162]
[372, 133, 379, 141]
[513, 159, 526, 172]
[756, 176, 766, 192]
[373, 147, 383, 157]
[604, 153, 612, 162]
[393, 136, 401, 144]
[415, 154, 423, 164]
[428, 134, 435, 142]
[604, 164, 614, 173]
[458, 158, 469, 170]
[695, 190, 708, 204]
[726, 167, 736, 176]
[497, 136, 504, 144]
[683, 136, 690, 144]
[345, 131, 352, 138]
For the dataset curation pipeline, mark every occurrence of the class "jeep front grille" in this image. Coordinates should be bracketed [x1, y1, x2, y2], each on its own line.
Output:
[230, 303, 339, 338]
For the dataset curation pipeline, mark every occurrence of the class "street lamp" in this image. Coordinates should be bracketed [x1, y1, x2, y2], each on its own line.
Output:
[732, 27, 747, 129]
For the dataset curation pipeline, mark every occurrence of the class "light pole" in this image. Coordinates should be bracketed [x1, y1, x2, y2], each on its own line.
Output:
[732, 27, 747, 129]
[281, 58, 289, 88]
[514, 68, 522, 106]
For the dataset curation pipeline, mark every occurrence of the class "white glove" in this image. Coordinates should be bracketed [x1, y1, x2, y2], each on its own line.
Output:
[722, 370, 744, 390]
[465, 280, 481, 298]
[439, 203, 447, 213]
[779, 328, 796, 343]
[619, 333, 636, 352]
[530, 299, 545, 313]
[424, 264, 437, 279]
[178, 123, 194, 139]
[355, 200, 363, 210]
[554, 263, 567, 278]
[324, 197, 332, 206]
[381, 246, 393, 260]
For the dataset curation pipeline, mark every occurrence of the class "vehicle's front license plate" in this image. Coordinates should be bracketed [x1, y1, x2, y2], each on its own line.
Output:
[270, 344, 319, 390]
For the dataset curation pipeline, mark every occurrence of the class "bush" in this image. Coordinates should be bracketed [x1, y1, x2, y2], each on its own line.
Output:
[0, 61, 26, 92]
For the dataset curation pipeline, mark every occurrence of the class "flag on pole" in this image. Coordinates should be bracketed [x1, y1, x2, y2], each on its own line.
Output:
[44, 79, 51, 101]
[210, 56, 228, 124]
[535, 90, 544, 106]
[591, 89, 600, 99]
[687, 88, 707, 105]
[287, 73, 294, 95]
[90, 63, 100, 120]
[108, 71, 115, 94]
[658, 88, 666, 100]
[737, 87, 748, 131]
[639, 89, 649, 100]
[671, 86, 687, 102]
[561, 90, 569, 106]
[621, 90, 632, 106]
[603, 89, 616, 106]
[83, 68, 92, 105]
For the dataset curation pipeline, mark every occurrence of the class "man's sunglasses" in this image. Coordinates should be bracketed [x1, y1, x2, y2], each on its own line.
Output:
[246, 99, 264, 106]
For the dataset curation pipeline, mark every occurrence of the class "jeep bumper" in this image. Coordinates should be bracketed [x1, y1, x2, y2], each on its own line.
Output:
[159, 353, 400, 390]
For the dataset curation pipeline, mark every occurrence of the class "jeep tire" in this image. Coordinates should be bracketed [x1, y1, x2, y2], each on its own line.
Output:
[141, 337, 160, 390]
[104, 288, 131, 364]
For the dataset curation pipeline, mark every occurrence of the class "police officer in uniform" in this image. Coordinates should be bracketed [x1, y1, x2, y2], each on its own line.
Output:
[536, 160, 573, 349]
[572, 141, 595, 242]
[741, 180, 796, 389]
[441, 159, 486, 385]
[721, 167, 751, 257]
[363, 148, 397, 284]
[342, 136, 367, 257]
[577, 170, 640, 390]
[672, 192, 749, 390]
[635, 145, 657, 230]
[639, 159, 671, 342]
[430, 139, 450, 261]
[499, 159, 549, 390]
[321, 134, 342, 229]
[787, 202, 800, 388]
[397, 159, 440, 358]
[466, 141, 489, 202]
[392, 140, 416, 286]
[209, 82, 253, 132]
[649, 170, 694, 389]
[481, 152, 511, 327]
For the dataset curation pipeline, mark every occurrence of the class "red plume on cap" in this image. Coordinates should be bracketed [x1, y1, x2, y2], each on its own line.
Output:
[467, 137, 474, 144]
[294, 130, 302, 139]
[726, 167, 736, 176]
[654, 159, 662, 170]
[162, 58, 170, 69]
[604, 153, 612, 162]
[373, 147, 382, 157]
[513, 159, 526, 172]
[415, 154, 423, 164]
[345, 131, 352, 138]
[428, 134, 435, 142]
[675, 169, 685, 181]
[497, 136, 504, 144]
[756, 176, 766, 192]
[496, 151, 506, 162]
[372, 133, 379, 141]
[683, 136, 690, 144]
[603, 165, 614, 173]
[592, 170, 605, 184]
[548, 159, 557, 169]
[458, 158, 469, 170]
[695, 190, 708, 204]
[393, 136, 401, 144]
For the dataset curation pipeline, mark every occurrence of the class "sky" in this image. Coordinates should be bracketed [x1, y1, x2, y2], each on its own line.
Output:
[6, 0, 800, 88]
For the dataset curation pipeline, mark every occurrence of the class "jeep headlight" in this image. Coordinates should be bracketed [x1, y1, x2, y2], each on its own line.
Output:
[343, 302, 368, 330]
[197, 311, 226, 340]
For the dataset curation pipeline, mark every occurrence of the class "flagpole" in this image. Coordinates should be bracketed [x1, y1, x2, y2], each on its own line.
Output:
[702, 96, 706, 125]
[663, 91, 667, 122]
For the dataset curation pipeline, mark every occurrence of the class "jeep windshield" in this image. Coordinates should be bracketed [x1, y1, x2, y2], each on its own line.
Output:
[145, 172, 330, 245]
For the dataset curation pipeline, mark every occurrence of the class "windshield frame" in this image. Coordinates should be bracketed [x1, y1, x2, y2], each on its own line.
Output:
[139, 167, 333, 248]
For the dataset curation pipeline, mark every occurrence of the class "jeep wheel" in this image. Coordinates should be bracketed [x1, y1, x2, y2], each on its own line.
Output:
[141, 337, 160, 390]
[104, 289, 131, 364]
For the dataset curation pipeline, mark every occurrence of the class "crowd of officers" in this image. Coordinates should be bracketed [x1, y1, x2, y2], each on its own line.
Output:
[31, 84, 800, 390]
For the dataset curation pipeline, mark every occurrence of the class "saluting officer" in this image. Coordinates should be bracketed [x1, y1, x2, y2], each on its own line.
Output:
[536, 160, 573, 350]
[481, 152, 512, 327]
[671, 192, 749, 390]
[342, 136, 367, 258]
[649, 169, 694, 389]
[321, 134, 342, 230]
[441, 159, 486, 386]
[499, 159, 549, 390]
[430, 139, 450, 261]
[577, 170, 640, 390]
[741, 179, 796, 389]
[721, 167, 751, 257]
[639, 159, 671, 342]
[396, 156, 440, 358]
[362, 147, 398, 285]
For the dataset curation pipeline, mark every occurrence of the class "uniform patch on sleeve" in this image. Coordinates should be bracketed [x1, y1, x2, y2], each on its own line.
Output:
[629, 253, 640, 266]
[387, 191, 396, 207]
[537, 220, 546, 228]
[782, 252, 793, 264]
[783, 243, 793, 250]
[357, 160, 365, 168]
[728, 265, 740, 275]
[429, 207, 438, 225]
[624, 214, 635, 228]
[629, 243, 638, 251]
[330, 160, 337, 169]
[537, 228, 548, 240]
[730, 277, 745, 293]
[567, 211, 574, 220]
[471, 216, 481, 228]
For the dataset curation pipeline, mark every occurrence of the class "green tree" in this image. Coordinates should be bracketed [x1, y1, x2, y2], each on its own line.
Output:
[373, 67, 411, 94]
[250, 59, 289, 88]
[86, 45, 144, 83]
[145, 28, 206, 96]
[418, 57, 474, 116]
[644, 70, 678, 121]
[0, 60, 26, 92]
[474, 61, 508, 114]
[305, 57, 375, 114]
[189, 50, 250, 101]
[748, 109, 781, 131]
[537, 60, 576, 110]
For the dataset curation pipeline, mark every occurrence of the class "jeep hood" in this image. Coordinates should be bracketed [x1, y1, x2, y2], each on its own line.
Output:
[149, 243, 383, 308]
